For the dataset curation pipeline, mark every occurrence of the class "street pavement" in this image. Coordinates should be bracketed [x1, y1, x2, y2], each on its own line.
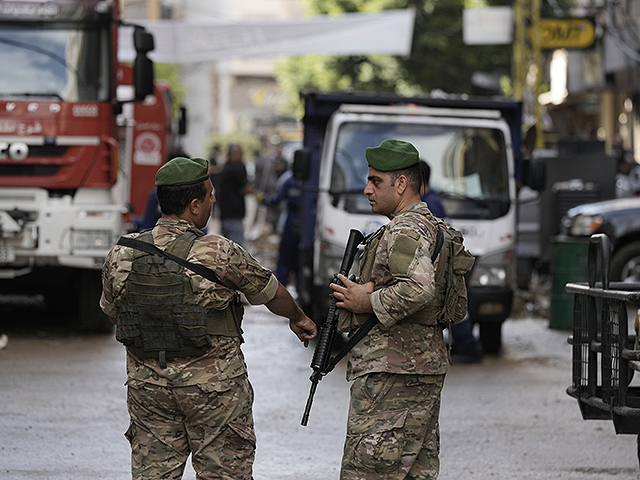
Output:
[0, 306, 639, 479]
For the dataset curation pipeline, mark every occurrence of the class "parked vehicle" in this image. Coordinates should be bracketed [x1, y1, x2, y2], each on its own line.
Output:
[0, 0, 180, 331]
[561, 197, 640, 282]
[293, 91, 545, 352]
[516, 141, 617, 289]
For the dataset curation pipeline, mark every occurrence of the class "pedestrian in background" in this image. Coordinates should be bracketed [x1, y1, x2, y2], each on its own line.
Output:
[331, 140, 451, 480]
[217, 143, 254, 247]
[261, 165, 301, 294]
[100, 156, 316, 480]
[420, 160, 483, 363]
[208, 144, 223, 193]
[419, 160, 446, 218]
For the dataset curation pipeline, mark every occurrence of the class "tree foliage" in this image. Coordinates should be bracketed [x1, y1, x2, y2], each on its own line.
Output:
[275, 0, 569, 118]
[205, 131, 261, 160]
[154, 63, 187, 117]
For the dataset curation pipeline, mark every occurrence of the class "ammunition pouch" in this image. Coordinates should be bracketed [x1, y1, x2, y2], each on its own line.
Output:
[115, 229, 244, 367]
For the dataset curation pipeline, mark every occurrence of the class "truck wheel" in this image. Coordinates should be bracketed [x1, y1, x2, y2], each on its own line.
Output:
[77, 269, 113, 333]
[611, 243, 640, 283]
[479, 322, 502, 354]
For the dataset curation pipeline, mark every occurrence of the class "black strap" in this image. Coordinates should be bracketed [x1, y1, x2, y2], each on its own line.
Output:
[432, 226, 444, 262]
[323, 314, 378, 374]
[117, 236, 225, 286]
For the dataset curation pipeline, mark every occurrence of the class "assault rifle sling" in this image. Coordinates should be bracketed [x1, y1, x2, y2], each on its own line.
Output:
[117, 236, 226, 286]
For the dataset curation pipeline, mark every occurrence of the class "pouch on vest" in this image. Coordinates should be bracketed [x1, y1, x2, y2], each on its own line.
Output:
[337, 226, 384, 333]
[432, 225, 475, 326]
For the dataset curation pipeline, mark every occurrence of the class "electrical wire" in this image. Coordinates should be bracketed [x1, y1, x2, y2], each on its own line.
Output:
[546, 0, 564, 18]
[606, 0, 640, 64]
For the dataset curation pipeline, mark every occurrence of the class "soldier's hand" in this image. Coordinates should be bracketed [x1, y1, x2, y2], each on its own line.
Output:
[289, 314, 317, 348]
[331, 274, 374, 314]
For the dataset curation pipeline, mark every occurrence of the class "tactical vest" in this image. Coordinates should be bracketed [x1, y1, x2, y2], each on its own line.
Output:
[360, 225, 440, 326]
[340, 215, 473, 330]
[115, 228, 244, 367]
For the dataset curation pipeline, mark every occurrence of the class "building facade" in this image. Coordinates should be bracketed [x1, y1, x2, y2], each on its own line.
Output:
[122, 0, 306, 158]
[547, 0, 640, 157]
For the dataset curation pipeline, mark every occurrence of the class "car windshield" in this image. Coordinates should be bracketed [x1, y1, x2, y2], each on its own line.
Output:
[0, 26, 109, 102]
[330, 121, 510, 219]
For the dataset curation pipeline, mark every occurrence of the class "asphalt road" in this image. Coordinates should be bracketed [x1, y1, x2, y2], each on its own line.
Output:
[1, 305, 639, 480]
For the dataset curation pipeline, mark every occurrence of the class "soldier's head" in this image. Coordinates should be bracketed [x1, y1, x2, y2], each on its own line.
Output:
[363, 139, 422, 217]
[155, 156, 215, 228]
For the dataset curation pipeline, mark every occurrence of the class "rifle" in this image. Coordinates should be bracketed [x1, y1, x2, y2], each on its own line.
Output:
[301, 228, 364, 426]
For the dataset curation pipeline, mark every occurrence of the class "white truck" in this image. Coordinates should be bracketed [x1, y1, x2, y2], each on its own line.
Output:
[293, 91, 545, 352]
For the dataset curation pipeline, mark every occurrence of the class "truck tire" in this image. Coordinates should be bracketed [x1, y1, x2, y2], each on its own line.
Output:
[611, 242, 640, 283]
[77, 269, 113, 333]
[479, 322, 502, 354]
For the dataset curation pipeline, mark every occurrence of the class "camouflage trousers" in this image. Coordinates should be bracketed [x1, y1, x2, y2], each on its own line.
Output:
[340, 372, 445, 480]
[125, 374, 255, 480]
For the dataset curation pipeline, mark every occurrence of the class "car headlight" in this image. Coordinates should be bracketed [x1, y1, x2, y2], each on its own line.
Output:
[71, 229, 114, 250]
[567, 213, 603, 236]
[468, 248, 514, 287]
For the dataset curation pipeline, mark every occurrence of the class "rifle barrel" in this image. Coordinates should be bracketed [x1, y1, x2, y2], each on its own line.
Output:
[301, 374, 320, 426]
[301, 229, 364, 427]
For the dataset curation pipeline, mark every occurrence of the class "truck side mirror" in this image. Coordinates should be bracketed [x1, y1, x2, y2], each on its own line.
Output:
[521, 156, 546, 191]
[134, 27, 154, 53]
[178, 106, 187, 135]
[133, 27, 154, 101]
[293, 148, 311, 181]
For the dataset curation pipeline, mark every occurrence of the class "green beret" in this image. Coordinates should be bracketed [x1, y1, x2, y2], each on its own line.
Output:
[155, 157, 209, 187]
[366, 139, 420, 172]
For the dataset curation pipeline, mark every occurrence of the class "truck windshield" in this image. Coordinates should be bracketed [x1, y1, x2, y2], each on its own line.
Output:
[331, 122, 510, 220]
[0, 27, 109, 102]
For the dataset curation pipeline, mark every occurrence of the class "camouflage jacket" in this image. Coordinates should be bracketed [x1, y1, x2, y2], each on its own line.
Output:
[346, 202, 449, 380]
[100, 218, 278, 387]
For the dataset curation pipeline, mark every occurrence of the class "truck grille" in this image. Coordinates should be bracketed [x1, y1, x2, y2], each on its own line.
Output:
[0, 165, 60, 176]
[29, 145, 69, 157]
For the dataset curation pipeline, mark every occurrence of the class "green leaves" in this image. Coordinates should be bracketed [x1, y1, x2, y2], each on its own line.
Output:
[276, 0, 514, 118]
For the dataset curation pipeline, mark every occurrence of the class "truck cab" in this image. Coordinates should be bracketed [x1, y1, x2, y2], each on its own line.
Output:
[561, 197, 640, 283]
[295, 91, 544, 353]
[0, 0, 155, 331]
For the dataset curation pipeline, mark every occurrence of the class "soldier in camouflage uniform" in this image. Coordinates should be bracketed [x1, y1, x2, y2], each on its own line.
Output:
[100, 156, 317, 480]
[331, 140, 449, 480]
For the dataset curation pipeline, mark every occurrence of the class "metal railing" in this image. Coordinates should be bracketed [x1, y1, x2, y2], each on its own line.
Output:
[566, 233, 640, 435]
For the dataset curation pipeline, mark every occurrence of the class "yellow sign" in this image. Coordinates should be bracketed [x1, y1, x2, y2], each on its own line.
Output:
[533, 18, 596, 49]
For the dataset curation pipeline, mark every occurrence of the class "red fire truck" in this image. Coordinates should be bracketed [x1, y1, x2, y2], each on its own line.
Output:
[0, 0, 177, 331]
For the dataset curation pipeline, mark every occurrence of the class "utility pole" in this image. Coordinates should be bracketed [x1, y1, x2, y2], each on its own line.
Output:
[146, 0, 160, 20]
[531, 0, 544, 149]
[513, 0, 525, 100]
[513, 0, 544, 149]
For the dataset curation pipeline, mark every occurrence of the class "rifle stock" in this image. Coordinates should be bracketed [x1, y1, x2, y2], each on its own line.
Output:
[301, 229, 364, 426]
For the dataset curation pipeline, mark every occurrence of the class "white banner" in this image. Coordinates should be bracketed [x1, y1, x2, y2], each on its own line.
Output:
[463, 7, 513, 45]
[119, 9, 416, 63]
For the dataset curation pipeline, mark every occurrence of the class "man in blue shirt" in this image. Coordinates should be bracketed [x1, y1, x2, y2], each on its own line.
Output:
[420, 161, 446, 219]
